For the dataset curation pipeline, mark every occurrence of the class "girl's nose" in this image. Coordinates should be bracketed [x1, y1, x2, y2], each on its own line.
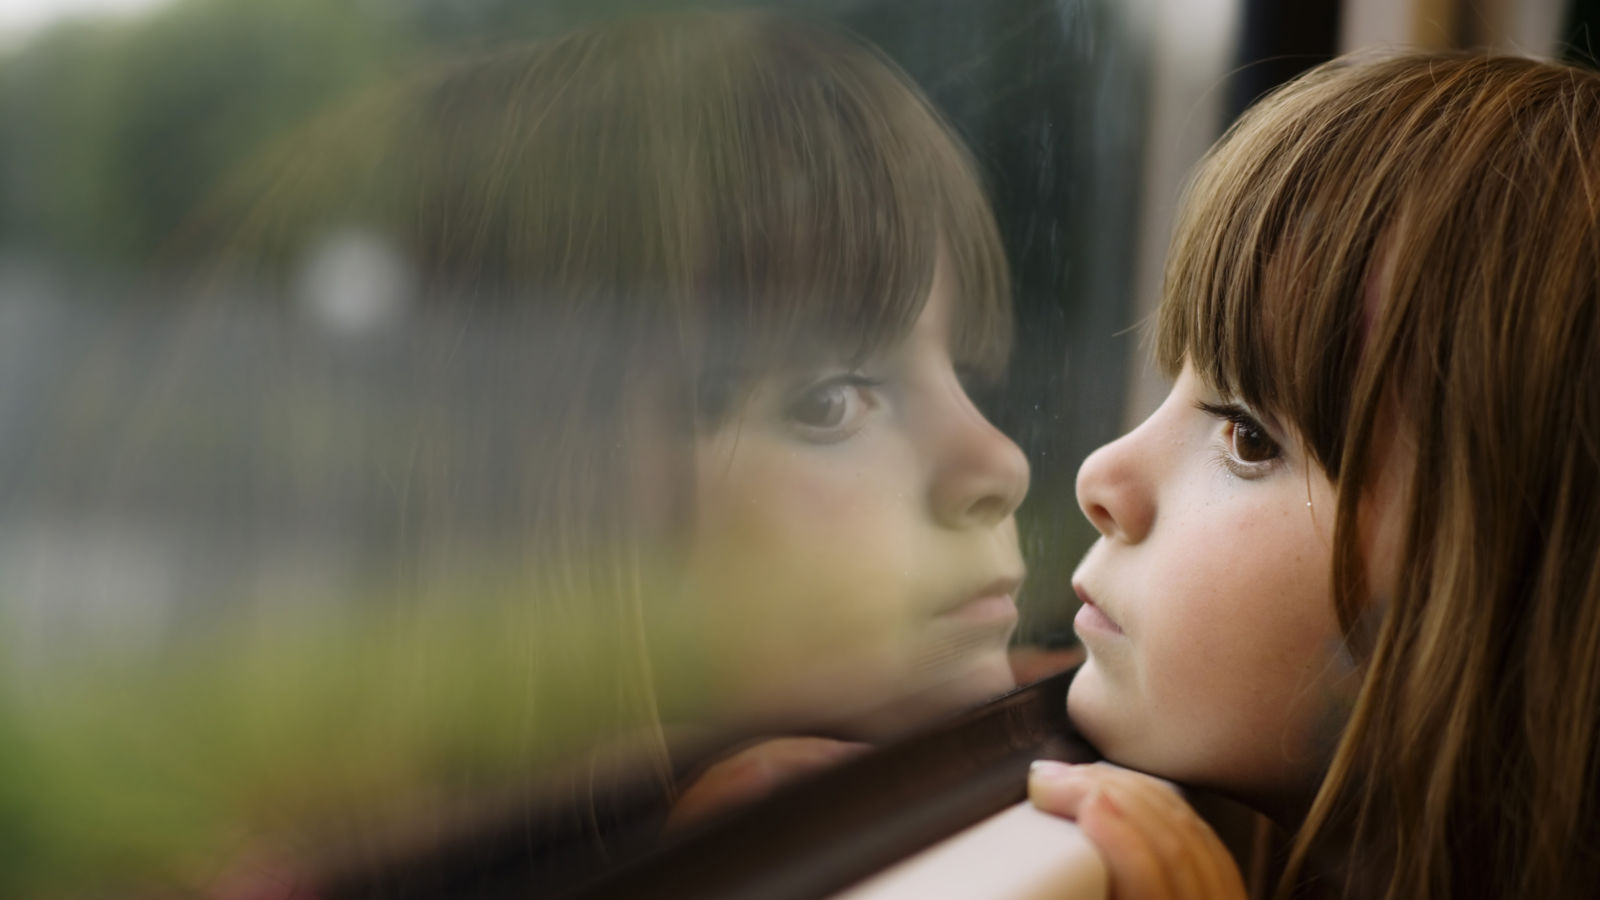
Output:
[930, 403, 1031, 529]
[1075, 425, 1155, 544]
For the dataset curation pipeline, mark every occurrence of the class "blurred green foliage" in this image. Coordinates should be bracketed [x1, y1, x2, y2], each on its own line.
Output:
[0, 569, 722, 897]
[0, 0, 768, 269]
[4, 0, 397, 264]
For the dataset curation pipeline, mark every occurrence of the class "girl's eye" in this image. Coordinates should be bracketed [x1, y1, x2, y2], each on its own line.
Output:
[785, 374, 881, 439]
[1197, 401, 1283, 476]
[1228, 416, 1279, 464]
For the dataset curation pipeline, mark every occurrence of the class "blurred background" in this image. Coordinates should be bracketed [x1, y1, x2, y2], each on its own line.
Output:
[0, 0, 1594, 895]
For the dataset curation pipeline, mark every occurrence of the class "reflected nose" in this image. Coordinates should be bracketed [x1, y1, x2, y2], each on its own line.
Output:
[1076, 425, 1155, 544]
[931, 402, 1031, 529]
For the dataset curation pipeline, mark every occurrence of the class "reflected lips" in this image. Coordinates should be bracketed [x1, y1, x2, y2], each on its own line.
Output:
[938, 577, 1021, 624]
[1073, 583, 1123, 635]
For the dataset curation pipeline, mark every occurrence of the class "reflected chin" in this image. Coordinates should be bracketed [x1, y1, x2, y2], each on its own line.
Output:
[960, 645, 1019, 699]
[846, 647, 1016, 740]
[908, 636, 1015, 705]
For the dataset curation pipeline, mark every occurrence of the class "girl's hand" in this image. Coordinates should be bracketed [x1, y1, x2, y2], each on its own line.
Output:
[667, 736, 869, 829]
[1028, 761, 1248, 900]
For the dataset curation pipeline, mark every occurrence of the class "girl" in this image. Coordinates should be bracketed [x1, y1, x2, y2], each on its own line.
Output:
[3, 11, 1032, 896]
[1029, 53, 1600, 899]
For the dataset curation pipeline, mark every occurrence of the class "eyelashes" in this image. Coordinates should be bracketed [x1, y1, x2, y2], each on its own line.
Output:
[1196, 401, 1284, 478]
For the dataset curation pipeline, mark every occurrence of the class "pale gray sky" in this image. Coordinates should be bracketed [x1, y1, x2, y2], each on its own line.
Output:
[1, 0, 170, 47]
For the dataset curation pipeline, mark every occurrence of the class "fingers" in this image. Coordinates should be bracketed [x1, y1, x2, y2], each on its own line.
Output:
[1027, 759, 1100, 816]
[1080, 787, 1181, 900]
[1029, 761, 1248, 900]
[1087, 775, 1233, 899]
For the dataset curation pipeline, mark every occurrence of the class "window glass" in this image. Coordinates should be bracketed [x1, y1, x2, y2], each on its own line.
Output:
[1565, 0, 1600, 68]
[0, 0, 1157, 893]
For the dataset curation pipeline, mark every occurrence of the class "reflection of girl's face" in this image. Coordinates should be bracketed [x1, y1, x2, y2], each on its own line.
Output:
[680, 262, 1030, 731]
[1067, 363, 1362, 815]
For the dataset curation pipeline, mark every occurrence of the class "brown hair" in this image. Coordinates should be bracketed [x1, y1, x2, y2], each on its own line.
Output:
[1159, 54, 1600, 898]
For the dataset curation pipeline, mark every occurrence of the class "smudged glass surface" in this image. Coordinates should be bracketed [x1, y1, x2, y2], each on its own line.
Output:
[0, 0, 1150, 894]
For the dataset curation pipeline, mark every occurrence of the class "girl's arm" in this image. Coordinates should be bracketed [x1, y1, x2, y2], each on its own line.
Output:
[1029, 762, 1248, 900]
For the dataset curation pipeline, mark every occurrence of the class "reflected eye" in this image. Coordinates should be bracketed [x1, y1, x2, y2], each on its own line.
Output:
[789, 382, 851, 428]
[785, 374, 881, 440]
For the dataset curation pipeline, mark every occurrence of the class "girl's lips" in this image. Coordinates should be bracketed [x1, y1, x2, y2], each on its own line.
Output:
[1072, 584, 1124, 636]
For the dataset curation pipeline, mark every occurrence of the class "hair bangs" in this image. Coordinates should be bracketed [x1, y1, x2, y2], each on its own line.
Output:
[682, 14, 1010, 391]
[1157, 58, 1437, 478]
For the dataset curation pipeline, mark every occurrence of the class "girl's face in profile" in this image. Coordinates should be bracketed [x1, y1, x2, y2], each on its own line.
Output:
[1067, 363, 1370, 813]
[680, 261, 1030, 730]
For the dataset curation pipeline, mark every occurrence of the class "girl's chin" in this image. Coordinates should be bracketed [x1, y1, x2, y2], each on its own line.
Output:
[1064, 662, 1123, 749]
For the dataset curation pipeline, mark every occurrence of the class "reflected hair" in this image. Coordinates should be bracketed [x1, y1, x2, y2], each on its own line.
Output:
[1160, 54, 1600, 899]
